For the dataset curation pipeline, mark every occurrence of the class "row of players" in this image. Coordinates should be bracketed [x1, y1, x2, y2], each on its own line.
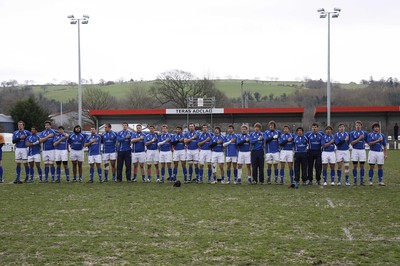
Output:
[2, 120, 387, 187]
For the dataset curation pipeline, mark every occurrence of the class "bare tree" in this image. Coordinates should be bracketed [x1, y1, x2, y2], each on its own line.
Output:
[83, 87, 116, 125]
[125, 85, 156, 109]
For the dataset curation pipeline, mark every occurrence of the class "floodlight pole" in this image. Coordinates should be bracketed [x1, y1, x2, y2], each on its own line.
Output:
[241, 81, 244, 108]
[68, 15, 89, 128]
[318, 8, 340, 126]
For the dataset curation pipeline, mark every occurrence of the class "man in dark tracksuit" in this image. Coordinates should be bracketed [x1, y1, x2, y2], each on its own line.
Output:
[306, 123, 323, 185]
[250, 122, 265, 184]
[116, 122, 132, 182]
[293, 127, 308, 188]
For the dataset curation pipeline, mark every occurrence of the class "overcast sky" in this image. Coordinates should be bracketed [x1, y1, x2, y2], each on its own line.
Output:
[0, 0, 399, 84]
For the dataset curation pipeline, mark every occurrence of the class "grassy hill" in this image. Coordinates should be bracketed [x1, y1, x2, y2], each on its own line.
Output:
[30, 80, 367, 103]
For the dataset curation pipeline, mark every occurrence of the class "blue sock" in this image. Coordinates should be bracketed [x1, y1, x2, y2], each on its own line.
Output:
[134, 173, 137, 179]
[290, 169, 294, 183]
[234, 169, 238, 180]
[0, 166, 3, 180]
[183, 167, 187, 181]
[98, 168, 102, 181]
[274, 169, 279, 180]
[378, 169, 383, 182]
[30, 167, 34, 180]
[25, 165, 30, 180]
[345, 172, 349, 183]
[267, 168, 272, 178]
[56, 167, 61, 181]
[353, 169, 357, 183]
[195, 167, 199, 179]
[330, 170, 335, 182]
[38, 168, 43, 180]
[173, 168, 178, 180]
[168, 168, 172, 180]
[227, 169, 231, 181]
[44, 167, 49, 180]
[90, 168, 94, 181]
[369, 169, 374, 182]
[280, 168, 284, 178]
[337, 170, 342, 183]
[65, 169, 70, 181]
[16, 166, 21, 181]
[105, 171, 109, 181]
[112, 173, 116, 180]
[360, 169, 365, 183]
[208, 169, 212, 181]
[199, 169, 203, 181]
[161, 168, 165, 179]
[50, 166, 55, 181]
[323, 169, 327, 182]
[189, 166, 193, 178]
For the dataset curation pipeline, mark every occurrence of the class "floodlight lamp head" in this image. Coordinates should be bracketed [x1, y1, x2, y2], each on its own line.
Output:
[70, 20, 78, 24]
[320, 14, 327, 18]
[83, 14, 90, 19]
[317, 8, 325, 13]
[67, 15, 74, 19]
[334, 8, 341, 12]
[332, 13, 339, 18]
[82, 20, 89, 24]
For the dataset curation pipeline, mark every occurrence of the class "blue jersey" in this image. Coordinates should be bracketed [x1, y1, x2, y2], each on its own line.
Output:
[117, 130, 132, 152]
[53, 133, 68, 151]
[211, 134, 225, 152]
[39, 129, 58, 151]
[145, 133, 159, 151]
[322, 134, 335, 152]
[131, 132, 146, 153]
[237, 133, 251, 152]
[26, 134, 41, 156]
[334, 131, 350, 151]
[68, 132, 87, 151]
[101, 130, 117, 154]
[184, 131, 199, 150]
[367, 132, 386, 152]
[294, 135, 308, 152]
[158, 133, 172, 152]
[225, 133, 238, 157]
[198, 132, 212, 150]
[85, 134, 102, 156]
[264, 130, 281, 153]
[173, 133, 185, 151]
[250, 131, 264, 151]
[12, 129, 31, 149]
[279, 133, 295, 151]
[349, 130, 367, 150]
[305, 131, 324, 151]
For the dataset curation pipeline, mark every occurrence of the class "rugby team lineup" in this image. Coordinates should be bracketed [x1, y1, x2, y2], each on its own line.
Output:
[0, 119, 388, 188]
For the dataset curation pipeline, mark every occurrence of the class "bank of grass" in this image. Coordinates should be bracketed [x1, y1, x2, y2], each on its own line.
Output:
[0, 151, 399, 265]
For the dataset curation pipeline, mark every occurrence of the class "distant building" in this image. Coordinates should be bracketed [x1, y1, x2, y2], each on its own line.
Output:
[0, 114, 14, 133]
[49, 111, 92, 131]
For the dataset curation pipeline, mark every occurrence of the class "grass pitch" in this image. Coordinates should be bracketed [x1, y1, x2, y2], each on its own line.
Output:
[0, 151, 399, 265]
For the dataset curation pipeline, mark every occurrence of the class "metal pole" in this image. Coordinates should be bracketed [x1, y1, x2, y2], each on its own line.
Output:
[77, 20, 82, 127]
[60, 102, 63, 125]
[241, 81, 244, 108]
[327, 14, 331, 126]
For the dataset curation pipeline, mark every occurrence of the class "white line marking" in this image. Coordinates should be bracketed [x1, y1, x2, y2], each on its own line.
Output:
[343, 227, 353, 241]
[326, 198, 335, 208]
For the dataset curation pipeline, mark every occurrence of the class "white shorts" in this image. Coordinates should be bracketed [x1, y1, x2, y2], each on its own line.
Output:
[238, 151, 251, 165]
[280, 150, 294, 163]
[368, 150, 384, 165]
[226, 156, 238, 163]
[351, 149, 366, 162]
[15, 147, 28, 161]
[70, 149, 84, 162]
[159, 151, 172, 163]
[28, 154, 41, 163]
[322, 151, 336, 164]
[55, 150, 69, 162]
[199, 150, 212, 164]
[102, 152, 117, 162]
[336, 150, 350, 163]
[146, 150, 159, 163]
[42, 150, 55, 163]
[132, 152, 146, 164]
[212, 152, 225, 164]
[186, 149, 199, 162]
[88, 155, 102, 164]
[265, 152, 280, 164]
[173, 149, 186, 161]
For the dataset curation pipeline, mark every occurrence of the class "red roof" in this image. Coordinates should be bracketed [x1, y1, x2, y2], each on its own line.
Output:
[89, 109, 166, 116]
[315, 106, 400, 115]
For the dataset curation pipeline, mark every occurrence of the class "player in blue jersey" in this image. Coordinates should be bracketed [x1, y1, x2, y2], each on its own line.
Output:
[367, 122, 387, 186]
[184, 123, 200, 183]
[172, 126, 187, 182]
[53, 126, 70, 182]
[292, 127, 308, 188]
[101, 123, 117, 182]
[68, 125, 87, 182]
[306, 123, 323, 185]
[25, 126, 42, 183]
[236, 124, 252, 184]
[223, 125, 238, 184]
[116, 122, 132, 182]
[84, 127, 103, 183]
[0, 133, 4, 183]
[321, 126, 336, 186]
[145, 125, 159, 182]
[279, 125, 294, 185]
[131, 124, 146, 182]
[349, 120, 367, 185]
[264, 121, 281, 184]
[334, 123, 351, 186]
[158, 124, 173, 182]
[12, 121, 31, 184]
[39, 120, 58, 182]
[250, 122, 265, 184]
[197, 124, 212, 183]
[210, 127, 226, 184]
